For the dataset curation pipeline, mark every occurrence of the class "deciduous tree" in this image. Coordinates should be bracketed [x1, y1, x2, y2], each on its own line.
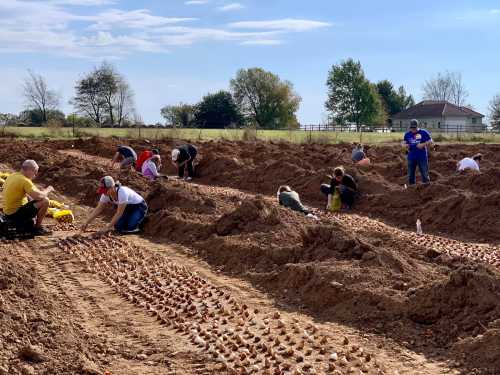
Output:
[325, 59, 384, 130]
[193, 91, 243, 128]
[22, 70, 60, 124]
[230, 68, 301, 129]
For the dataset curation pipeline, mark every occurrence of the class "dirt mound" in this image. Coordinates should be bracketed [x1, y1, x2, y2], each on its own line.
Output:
[0, 246, 106, 374]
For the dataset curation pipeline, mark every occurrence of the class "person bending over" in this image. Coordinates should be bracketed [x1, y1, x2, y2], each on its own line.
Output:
[320, 166, 357, 210]
[142, 155, 165, 181]
[171, 144, 198, 180]
[351, 144, 371, 166]
[82, 176, 147, 234]
[457, 154, 482, 172]
[277, 185, 310, 215]
[2, 160, 54, 235]
[136, 148, 160, 172]
[111, 145, 137, 170]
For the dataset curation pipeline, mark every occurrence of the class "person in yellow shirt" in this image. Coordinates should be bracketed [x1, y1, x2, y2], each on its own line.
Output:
[2, 160, 54, 236]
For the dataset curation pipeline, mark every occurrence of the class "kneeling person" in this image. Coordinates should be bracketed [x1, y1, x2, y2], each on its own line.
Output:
[320, 166, 357, 210]
[2, 160, 54, 235]
[457, 154, 482, 172]
[82, 176, 147, 234]
[142, 155, 164, 181]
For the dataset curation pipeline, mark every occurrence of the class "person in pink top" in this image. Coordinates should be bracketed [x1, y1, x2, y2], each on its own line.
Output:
[141, 155, 164, 181]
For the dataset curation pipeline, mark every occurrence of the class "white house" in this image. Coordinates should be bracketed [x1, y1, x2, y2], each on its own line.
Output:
[391, 101, 484, 132]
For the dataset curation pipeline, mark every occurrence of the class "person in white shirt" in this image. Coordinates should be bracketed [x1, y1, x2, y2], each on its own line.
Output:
[81, 176, 147, 234]
[457, 154, 482, 172]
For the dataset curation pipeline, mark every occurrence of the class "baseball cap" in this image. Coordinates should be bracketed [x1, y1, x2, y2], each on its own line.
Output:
[410, 119, 419, 128]
[97, 176, 114, 195]
[171, 149, 180, 162]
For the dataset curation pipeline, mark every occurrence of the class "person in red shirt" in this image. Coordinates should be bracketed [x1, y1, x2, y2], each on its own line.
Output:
[136, 148, 160, 172]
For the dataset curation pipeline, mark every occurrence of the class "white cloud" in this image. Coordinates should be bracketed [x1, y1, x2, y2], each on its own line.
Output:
[229, 18, 331, 32]
[86, 9, 196, 30]
[185, 0, 209, 5]
[49, 0, 115, 5]
[0, 0, 331, 58]
[240, 39, 283, 46]
[217, 3, 244, 12]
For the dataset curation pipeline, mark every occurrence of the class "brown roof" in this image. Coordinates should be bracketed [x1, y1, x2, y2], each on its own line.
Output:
[391, 101, 484, 119]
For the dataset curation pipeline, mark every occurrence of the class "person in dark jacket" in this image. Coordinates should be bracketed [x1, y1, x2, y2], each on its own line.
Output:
[320, 166, 357, 209]
[171, 144, 198, 180]
[111, 145, 137, 170]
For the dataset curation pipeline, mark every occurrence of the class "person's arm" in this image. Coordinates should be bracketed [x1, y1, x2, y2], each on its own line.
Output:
[28, 185, 54, 200]
[111, 152, 120, 167]
[107, 203, 127, 231]
[81, 202, 106, 231]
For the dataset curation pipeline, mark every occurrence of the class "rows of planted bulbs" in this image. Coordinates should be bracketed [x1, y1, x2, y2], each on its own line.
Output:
[58, 234, 380, 375]
[332, 213, 500, 269]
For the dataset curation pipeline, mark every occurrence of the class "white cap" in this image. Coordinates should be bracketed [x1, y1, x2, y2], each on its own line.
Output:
[171, 149, 180, 162]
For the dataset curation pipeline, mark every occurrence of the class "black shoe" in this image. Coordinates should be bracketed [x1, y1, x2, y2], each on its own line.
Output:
[32, 227, 53, 236]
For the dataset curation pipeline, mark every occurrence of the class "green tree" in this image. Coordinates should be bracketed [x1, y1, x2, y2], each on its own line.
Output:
[160, 103, 196, 128]
[193, 91, 243, 129]
[376, 80, 415, 117]
[19, 109, 65, 126]
[230, 68, 301, 129]
[489, 94, 500, 131]
[325, 59, 384, 130]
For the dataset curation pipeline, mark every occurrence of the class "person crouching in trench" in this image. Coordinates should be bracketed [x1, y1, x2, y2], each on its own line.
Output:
[81, 176, 147, 234]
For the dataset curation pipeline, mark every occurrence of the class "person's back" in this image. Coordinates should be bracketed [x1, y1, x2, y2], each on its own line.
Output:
[118, 146, 137, 160]
[2, 172, 34, 215]
[457, 157, 479, 172]
[279, 190, 307, 214]
[351, 145, 365, 163]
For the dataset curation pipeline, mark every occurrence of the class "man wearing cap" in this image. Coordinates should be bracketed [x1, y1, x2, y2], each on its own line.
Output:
[81, 176, 147, 234]
[111, 145, 137, 170]
[171, 144, 198, 181]
[403, 119, 432, 185]
[2, 160, 54, 235]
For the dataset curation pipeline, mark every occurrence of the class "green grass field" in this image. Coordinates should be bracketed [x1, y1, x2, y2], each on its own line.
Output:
[1, 126, 499, 144]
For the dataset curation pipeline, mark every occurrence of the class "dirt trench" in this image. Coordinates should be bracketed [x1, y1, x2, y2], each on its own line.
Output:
[1, 138, 500, 374]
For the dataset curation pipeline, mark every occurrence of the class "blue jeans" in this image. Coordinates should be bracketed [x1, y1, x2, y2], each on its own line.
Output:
[115, 202, 147, 233]
[408, 158, 430, 185]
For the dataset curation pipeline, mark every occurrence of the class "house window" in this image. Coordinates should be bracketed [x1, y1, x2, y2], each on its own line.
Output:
[472, 118, 477, 124]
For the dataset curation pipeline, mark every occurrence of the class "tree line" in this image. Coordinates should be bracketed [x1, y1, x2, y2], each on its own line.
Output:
[1, 59, 499, 130]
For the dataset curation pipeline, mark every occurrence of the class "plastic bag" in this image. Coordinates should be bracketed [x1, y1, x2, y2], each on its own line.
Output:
[328, 189, 342, 212]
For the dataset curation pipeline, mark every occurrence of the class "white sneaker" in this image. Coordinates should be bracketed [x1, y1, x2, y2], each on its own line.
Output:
[185, 177, 193, 181]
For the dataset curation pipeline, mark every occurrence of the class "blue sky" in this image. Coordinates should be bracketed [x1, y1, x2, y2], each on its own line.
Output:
[0, 0, 499, 124]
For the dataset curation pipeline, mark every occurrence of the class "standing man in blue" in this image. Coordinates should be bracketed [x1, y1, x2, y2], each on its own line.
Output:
[404, 119, 432, 185]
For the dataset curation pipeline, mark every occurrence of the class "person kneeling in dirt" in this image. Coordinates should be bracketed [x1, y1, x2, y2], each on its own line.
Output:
[457, 153, 482, 172]
[351, 144, 371, 166]
[142, 155, 165, 181]
[320, 166, 357, 210]
[171, 144, 197, 181]
[2, 160, 54, 236]
[111, 145, 137, 170]
[82, 176, 147, 234]
[136, 148, 160, 172]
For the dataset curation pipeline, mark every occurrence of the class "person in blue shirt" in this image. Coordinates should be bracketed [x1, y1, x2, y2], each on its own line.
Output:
[403, 119, 432, 185]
